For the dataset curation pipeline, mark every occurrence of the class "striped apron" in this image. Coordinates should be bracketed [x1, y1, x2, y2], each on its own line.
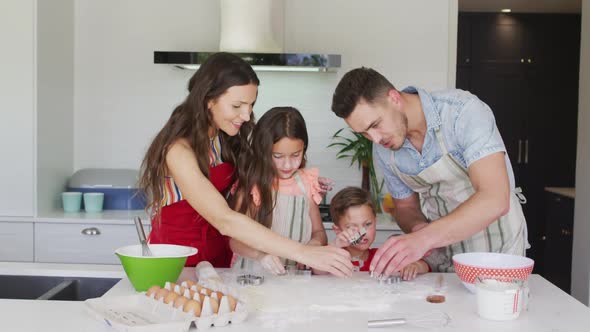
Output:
[235, 172, 312, 270]
[389, 128, 529, 272]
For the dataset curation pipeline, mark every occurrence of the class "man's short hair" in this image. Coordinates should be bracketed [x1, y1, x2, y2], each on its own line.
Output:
[331, 67, 396, 118]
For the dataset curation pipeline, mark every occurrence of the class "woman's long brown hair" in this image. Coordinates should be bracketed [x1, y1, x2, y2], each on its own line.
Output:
[139, 52, 259, 219]
[232, 107, 309, 228]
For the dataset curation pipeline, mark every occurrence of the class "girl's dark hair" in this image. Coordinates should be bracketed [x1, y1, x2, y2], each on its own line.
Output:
[139, 52, 260, 219]
[329, 187, 376, 226]
[232, 107, 309, 228]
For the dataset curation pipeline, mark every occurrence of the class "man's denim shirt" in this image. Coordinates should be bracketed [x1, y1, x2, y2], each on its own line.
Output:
[374, 86, 515, 199]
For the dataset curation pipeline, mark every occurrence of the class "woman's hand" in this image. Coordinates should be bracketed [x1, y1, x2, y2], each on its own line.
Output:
[298, 245, 353, 277]
[257, 254, 286, 275]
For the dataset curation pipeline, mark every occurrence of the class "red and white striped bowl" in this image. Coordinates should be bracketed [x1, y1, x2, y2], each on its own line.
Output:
[452, 252, 534, 293]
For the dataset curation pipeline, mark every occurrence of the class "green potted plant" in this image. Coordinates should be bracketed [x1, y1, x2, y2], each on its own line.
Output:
[329, 128, 384, 212]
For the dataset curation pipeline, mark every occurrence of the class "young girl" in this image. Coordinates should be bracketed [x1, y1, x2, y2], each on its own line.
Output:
[139, 53, 351, 275]
[230, 107, 328, 275]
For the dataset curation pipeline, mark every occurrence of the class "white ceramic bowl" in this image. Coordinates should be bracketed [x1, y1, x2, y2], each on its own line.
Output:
[452, 252, 534, 293]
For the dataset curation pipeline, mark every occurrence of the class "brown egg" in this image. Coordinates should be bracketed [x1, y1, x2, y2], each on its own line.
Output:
[164, 291, 180, 304]
[227, 295, 238, 311]
[174, 285, 186, 295]
[208, 296, 219, 314]
[183, 300, 202, 317]
[173, 296, 190, 309]
[181, 280, 196, 288]
[165, 282, 177, 291]
[182, 289, 195, 299]
[196, 293, 206, 303]
[146, 285, 161, 297]
[155, 288, 169, 301]
[212, 291, 224, 300]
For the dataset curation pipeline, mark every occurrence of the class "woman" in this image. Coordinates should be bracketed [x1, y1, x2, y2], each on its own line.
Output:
[139, 53, 352, 276]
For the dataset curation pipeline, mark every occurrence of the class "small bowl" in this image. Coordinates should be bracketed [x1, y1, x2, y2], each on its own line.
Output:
[115, 244, 197, 291]
[452, 252, 534, 293]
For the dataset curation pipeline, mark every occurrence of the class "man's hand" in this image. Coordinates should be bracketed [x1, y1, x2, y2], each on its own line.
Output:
[370, 231, 431, 276]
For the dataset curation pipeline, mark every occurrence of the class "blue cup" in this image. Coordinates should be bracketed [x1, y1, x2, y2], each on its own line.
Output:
[84, 193, 105, 213]
[62, 192, 82, 212]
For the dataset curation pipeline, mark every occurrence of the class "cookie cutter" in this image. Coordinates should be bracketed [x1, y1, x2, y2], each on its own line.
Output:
[369, 270, 402, 284]
[236, 274, 264, 286]
[284, 265, 312, 277]
[349, 227, 368, 246]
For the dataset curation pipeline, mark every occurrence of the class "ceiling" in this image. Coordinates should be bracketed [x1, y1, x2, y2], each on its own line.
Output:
[459, 0, 581, 13]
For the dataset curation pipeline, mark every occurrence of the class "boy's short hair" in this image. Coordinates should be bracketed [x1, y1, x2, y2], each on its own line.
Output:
[329, 187, 376, 226]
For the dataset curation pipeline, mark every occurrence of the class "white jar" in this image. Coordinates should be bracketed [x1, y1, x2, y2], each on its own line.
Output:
[475, 276, 528, 321]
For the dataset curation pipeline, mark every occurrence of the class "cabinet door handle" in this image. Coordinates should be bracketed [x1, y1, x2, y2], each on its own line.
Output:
[541, 235, 546, 241]
[465, 58, 470, 63]
[517, 139, 522, 164]
[528, 58, 532, 64]
[81, 227, 101, 235]
[524, 139, 529, 164]
[520, 58, 525, 63]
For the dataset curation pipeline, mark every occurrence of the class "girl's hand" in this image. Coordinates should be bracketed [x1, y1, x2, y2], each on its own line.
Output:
[318, 177, 335, 197]
[257, 254, 286, 275]
[331, 226, 360, 248]
[298, 245, 353, 277]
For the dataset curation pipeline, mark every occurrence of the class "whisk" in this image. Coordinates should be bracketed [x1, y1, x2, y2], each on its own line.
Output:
[368, 310, 451, 329]
[133, 216, 152, 257]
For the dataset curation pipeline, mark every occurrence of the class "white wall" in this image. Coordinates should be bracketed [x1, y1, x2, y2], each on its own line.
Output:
[0, 0, 35, 216]
[73, 0, 456, 201]
[37, 0, 74, 215]
[572, 0, 590, 306]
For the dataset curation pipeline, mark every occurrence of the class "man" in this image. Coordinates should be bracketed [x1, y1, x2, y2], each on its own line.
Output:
[331, 67, 528, 276]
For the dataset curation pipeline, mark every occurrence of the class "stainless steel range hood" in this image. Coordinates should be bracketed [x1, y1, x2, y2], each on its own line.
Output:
[154, 0, 341, 72]
[154, 51, 341, 72]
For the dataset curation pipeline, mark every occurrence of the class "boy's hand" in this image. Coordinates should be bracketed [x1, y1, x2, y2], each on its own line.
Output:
[331, 226, 359, 248]
[400, 261, 421, 280]
[257, 254, 286, 275]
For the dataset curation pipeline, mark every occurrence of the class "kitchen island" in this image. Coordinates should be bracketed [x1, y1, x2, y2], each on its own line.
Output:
[1, 262, 589, 331]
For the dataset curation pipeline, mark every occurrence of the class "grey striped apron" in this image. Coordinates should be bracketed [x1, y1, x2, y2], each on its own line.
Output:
[389, 128, 529, 272]
[234, 172, 312, 270]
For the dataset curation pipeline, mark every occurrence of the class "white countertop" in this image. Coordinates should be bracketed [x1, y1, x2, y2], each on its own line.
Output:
[545, 187, 576, 199]
[1, 263, 589, 331]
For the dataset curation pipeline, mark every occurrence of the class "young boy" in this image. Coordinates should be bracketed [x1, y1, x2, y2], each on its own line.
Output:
[329, 187, 430, 280]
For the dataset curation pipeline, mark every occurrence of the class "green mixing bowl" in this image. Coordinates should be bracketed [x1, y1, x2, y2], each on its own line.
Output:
[115, 244, 198, 291]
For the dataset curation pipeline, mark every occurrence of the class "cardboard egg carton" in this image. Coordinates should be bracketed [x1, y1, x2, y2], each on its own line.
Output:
[84, 281, 247, 332]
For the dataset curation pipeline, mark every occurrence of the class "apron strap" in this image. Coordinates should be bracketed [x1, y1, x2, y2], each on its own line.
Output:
[514, 187, 527, 204]
[433, 128, 450, 155]
[293, 172, 307, 196]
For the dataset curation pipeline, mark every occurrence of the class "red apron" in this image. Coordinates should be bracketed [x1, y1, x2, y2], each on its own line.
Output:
[149, 163, 235, 267]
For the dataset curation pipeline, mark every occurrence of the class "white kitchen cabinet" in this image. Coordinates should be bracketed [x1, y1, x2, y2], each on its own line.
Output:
[0, 222, 34, 261]
[34, 223, 149, 264]
[0, 0, 35, 216]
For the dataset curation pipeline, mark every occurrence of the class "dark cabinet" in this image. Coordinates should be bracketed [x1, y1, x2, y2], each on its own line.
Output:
[456, 13, 580, 275]
[544, 192, 574, 293]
